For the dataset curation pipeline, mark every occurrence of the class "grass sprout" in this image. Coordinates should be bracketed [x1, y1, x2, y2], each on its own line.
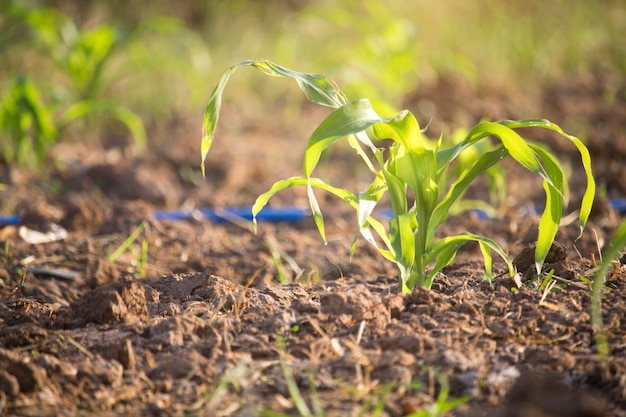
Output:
[271, 336, 319, 417]
[201, 60, 595, 292]
[405, 373, 471, 417]
[107, 221, 146, 263]
[589, 220, 626, 370]
[264, 235, 303, 284]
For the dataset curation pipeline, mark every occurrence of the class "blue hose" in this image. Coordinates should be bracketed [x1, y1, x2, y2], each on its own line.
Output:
[1, 200, 625, 227]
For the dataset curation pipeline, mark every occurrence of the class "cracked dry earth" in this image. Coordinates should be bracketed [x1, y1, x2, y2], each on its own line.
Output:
[1, 71, 626, 416]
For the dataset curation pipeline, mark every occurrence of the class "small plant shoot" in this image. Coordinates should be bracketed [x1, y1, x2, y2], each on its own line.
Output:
[202, 60, 595, 293]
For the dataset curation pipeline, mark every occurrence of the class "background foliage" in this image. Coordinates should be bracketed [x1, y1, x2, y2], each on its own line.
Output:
[0, 0, 624, 167]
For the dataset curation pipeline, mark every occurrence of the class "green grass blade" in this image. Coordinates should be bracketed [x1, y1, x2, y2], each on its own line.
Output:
[591, 221, 626, 366]
[108, 221, 146, 262]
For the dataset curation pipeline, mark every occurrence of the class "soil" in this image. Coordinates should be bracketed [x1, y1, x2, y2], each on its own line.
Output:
[1, 71, 625, 416]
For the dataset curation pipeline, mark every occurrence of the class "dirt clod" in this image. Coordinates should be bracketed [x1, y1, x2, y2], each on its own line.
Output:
[70, 276, 148, 325]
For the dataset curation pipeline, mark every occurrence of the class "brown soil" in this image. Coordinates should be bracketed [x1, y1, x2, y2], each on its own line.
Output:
[1, 72, 625, 416]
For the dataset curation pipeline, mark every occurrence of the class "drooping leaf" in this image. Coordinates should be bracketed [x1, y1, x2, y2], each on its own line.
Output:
[201, 59, 348, 176]
[501, 118, 595, 238]
[252, 176, 392, 257]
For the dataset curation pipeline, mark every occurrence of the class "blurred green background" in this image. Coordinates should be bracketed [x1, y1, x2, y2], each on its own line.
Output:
[1, 0, 624, 168]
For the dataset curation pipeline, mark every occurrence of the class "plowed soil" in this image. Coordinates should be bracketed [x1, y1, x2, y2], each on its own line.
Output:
[1, 72, 625, 416]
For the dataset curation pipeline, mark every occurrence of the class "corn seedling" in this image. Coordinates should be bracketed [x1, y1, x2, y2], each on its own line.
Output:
[202, 60, 595, 292]
[0, 75, 146, 169]
[0, 4, 210, 168]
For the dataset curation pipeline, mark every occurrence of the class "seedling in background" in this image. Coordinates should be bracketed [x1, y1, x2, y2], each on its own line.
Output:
[1, 4, 206, 169]
[202, 60, 595, 293]
[0, 75, 146, 169]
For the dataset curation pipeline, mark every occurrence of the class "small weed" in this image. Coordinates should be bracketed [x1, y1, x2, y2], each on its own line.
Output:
[589, 220, 626, 371]
[137, 238, 149, 279]
[107, 222, 148, 279]
[2, 241, 9, 263]
[201, 60, 595, 292]
[405, 373, 470, 417]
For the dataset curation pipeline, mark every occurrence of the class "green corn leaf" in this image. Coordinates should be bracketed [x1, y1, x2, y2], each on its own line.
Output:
[471, 122, 553, 185]
[389, 213, 416, 293]
[530, 144, 565, 273]
[424, 240, 465, 289]
[380, 167, 407, 216]
[354, 195, 379, 257]
[478, 241, 494, 280]
[201, 59, 348, 176]
[436, 121, 555, 190]
[252, 177, 393, 257]
[395, 149, 438, 258]
[426, 233, 514, 288]
[60, 101, 146, 147]
[0, 76, 57, 168]
[247, 60, 348, 108]
[501, 119, 595, 238]
[370, 109, 424, 153]
[307, 182, 326, 243]
[304, 98, 382, 178]
[429, 146, 508, 243]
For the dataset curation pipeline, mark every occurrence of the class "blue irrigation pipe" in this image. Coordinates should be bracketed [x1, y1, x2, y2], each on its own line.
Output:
[152, 206, 309, 223]
[1, 200, 625, 227]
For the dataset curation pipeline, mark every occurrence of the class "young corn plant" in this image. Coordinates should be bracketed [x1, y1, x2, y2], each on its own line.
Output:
[201, 60, 595, 293]
[0, 75, 146, 169]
